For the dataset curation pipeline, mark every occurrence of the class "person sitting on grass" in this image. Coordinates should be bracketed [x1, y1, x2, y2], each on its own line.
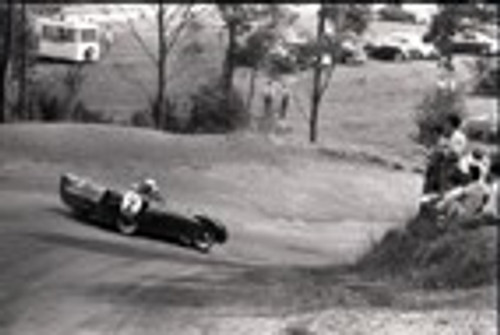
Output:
[423, 114, 470, 195]
[434, 163, 491, 230]
[421, 115, 470, 205]
[439, 114, 468, 162]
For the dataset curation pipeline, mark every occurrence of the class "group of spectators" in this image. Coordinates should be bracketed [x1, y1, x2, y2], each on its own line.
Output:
[420, 113, 495, 230]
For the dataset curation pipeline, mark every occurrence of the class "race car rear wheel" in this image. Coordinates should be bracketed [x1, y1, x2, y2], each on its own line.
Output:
[116, 216, 139, 235]
[192, 230, 215, 253]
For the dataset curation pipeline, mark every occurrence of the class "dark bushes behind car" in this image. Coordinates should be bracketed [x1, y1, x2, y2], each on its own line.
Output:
[472, 58, 499, 96]
[377, 6, 416, 23]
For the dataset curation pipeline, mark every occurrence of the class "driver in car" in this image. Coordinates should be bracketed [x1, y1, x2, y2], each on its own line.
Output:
[120, 178, 163, 218]
[134, 178, 163, 202]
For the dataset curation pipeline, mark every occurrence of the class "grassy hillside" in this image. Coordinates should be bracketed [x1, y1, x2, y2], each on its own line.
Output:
[34, 16, 497, 166]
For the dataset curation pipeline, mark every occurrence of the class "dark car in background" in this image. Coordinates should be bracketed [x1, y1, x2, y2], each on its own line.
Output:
[366, 32, 438, 61]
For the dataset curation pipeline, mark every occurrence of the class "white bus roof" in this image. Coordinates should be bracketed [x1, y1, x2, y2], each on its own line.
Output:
[36, 16, 99, 29]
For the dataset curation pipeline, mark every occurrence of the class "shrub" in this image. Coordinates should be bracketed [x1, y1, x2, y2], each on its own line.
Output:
[235, 28, 276, 69]
[30, 83, 110, 124]
[72, 102, 112, 124]
[130, 109, 155, 128]
[267, 52, 298, 75]
[377, 6, 416, 23]
[182, 41, 205, 57]
[413, 85, 467, 148]
[289, 41, 319, 71]
[34, 89, 67, 122]
[163, 98, 192, 133]
[148, 97, 182, 131]
[357, 214, 497, 289]
[185, 78, 249, 133]
[472, 57, 499, 96]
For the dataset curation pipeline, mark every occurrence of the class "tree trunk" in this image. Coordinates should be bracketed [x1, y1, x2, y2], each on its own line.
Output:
[0, 0, 14, 123]
[222, 23, 236, 111]
[245, 66, 257, 114]
[156, 1, 166, 129]
[309, 4, 326, 143]
[18, 0, 28, 120]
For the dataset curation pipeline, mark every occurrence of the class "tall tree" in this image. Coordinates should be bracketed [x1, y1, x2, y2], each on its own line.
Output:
[0, 0, 14, 123]
[217, 5, 255, 115]
[156, 1, 166, 129]
[1, 2, 37, 122]
[18, 0, 28, 120]
[121, 3, 194, 129]
[235, 5, 297, 114]
[309, 4, 370, 143]
[309, 3, 328, 143]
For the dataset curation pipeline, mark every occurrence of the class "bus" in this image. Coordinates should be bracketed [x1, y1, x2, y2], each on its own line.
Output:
[35, 17, 101, 63]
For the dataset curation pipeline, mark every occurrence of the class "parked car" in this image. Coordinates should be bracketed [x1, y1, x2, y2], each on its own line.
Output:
[366, 32, 438, 61]
[451, 30, 499, 56]
[464, 113, 498, 143]
[336, 33, 368, 65]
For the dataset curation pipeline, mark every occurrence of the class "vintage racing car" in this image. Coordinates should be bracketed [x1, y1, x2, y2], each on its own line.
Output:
[59, 173, 228, 252]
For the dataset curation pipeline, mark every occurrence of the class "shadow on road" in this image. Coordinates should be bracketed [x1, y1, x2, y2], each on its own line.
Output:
[40, 207, 402, 315]
[79, 262, 371, 317]
[41, 207, 242, 267]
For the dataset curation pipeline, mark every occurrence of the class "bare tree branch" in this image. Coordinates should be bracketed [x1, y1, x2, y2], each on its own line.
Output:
[164, 4, 185, 32]
[118, 5, 158, 66]
[165, 4, 194, 53]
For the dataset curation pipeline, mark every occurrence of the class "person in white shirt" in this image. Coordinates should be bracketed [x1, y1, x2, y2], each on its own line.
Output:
[439, 114, 470, 189]
[120, 178, 162, 218]
[438, 114, 468, 159]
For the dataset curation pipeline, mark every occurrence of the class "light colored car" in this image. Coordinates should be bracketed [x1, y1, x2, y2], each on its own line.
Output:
[451, 30, 499, 56]
[367, 32, 439, 61]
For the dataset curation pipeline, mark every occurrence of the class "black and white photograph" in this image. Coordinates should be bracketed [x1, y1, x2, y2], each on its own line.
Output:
[0, 3, 498, 334]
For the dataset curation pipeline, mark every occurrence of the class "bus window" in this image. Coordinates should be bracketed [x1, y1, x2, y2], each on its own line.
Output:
[42, 25, 58, 41]
[81, 29, 97, 42]
[60, 28, 76, 43]
[42, 25, 76, 43]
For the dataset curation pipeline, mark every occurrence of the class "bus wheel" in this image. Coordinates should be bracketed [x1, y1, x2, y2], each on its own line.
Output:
[84, 48, 95, 62]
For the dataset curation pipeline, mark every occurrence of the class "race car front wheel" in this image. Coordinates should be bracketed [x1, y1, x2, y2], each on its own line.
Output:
[116, 216, 139, 235]
[192, 230, 215, 253]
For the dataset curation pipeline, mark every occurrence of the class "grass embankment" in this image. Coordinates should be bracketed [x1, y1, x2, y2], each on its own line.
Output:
[357, 212, 497, 289]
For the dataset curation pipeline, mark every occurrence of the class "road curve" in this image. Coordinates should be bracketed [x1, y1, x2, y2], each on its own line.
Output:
[0, 171, 409, 335]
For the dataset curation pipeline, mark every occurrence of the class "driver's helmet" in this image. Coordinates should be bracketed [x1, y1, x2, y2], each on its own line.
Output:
[134, 178, 160, 198]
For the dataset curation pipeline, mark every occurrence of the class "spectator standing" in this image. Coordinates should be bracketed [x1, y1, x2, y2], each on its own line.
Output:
[102, 24, 114, 53]
[278, 81, 290, 120]
[262, 79, 277, 133]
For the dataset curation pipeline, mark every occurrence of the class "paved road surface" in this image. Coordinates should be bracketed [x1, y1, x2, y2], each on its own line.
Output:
[0, 170, 403, 335]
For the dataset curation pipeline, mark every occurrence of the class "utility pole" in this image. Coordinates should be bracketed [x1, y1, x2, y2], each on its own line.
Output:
[309, 3, 326, 143]
[156, 1, 166, 129]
